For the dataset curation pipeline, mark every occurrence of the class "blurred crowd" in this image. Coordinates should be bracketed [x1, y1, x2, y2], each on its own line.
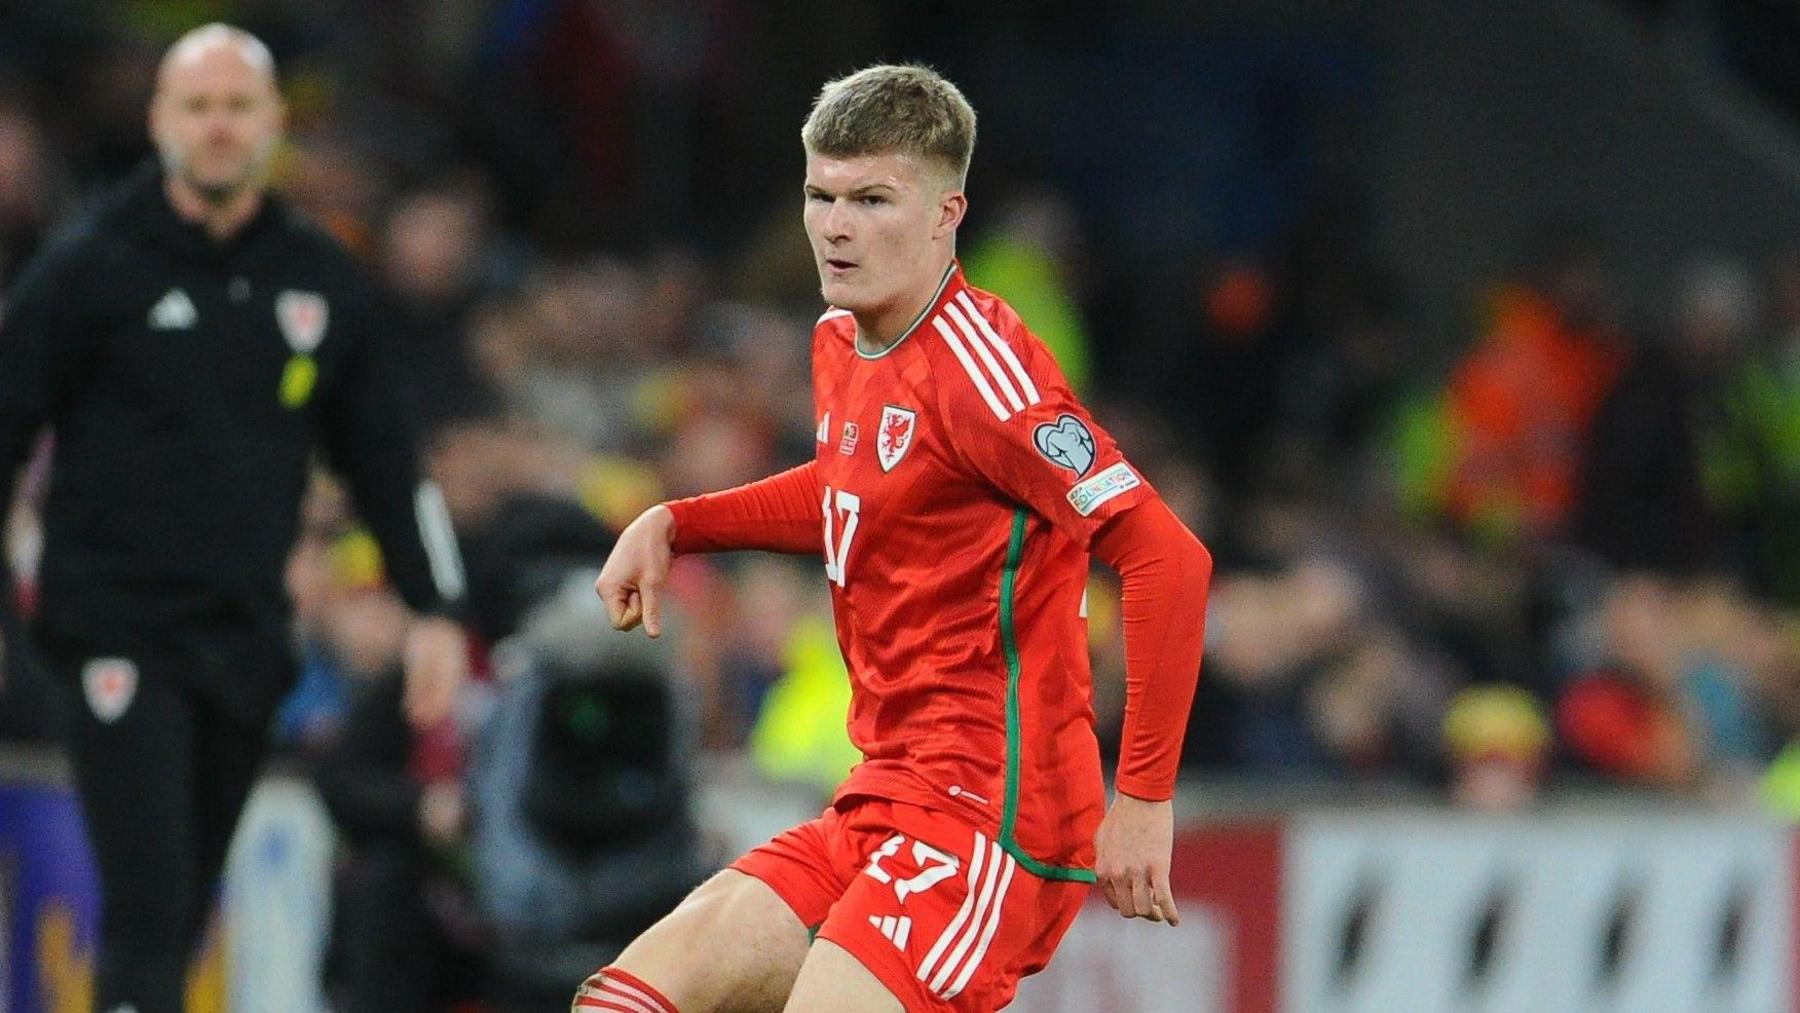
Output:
[1, 0, 1799, 906]
[1619, 0, 1800, 124]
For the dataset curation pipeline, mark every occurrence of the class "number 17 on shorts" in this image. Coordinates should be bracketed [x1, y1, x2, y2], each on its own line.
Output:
[822, 827, 1083, 1011]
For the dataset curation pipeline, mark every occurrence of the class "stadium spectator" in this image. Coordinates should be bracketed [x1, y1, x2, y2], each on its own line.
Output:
[308, 584, 487, 1013]
[377, 176, 502, 434]
[1436, 234, 1625, 545]
[1574, 255, 1762, 579]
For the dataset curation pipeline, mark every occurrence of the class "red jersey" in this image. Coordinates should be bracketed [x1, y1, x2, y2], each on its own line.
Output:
[802, 264, 1151, 878]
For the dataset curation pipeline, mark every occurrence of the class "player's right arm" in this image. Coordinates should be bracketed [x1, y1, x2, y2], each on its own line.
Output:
[595, 460, 822, 637]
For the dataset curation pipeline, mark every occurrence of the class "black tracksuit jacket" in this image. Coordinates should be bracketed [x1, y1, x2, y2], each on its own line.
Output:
[0, 164, 461, 701]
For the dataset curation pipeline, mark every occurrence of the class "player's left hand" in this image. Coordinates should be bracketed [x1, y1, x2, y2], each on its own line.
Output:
[402, 614, 467, 729]
[1094, 792, 1180, 926]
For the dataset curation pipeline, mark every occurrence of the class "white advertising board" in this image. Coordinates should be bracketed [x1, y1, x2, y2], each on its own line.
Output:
[1285, 813, 1792, 1013]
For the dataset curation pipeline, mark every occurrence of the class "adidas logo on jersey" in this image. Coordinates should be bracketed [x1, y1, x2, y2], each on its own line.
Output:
[148, 288, 197, 330]
[869, 914, 913, 950]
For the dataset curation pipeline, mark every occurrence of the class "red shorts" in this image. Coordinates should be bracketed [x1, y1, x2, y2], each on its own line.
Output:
[731, 797, 1088, 1012]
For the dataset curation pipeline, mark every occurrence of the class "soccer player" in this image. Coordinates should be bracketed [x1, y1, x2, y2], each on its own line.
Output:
[580, 65, 1211, 1013]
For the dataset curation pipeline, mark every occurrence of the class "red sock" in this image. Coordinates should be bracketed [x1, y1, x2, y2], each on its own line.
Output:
[574, 966, 679, 1013]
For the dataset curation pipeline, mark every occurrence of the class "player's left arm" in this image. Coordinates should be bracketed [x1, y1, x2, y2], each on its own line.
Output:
[1089, 499, 1210, 926]
[936, 304, 1210, 925]
[317, 285, 468, 727]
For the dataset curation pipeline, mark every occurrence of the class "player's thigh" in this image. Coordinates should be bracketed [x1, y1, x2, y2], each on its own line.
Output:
[784, 938, 904, 1013]
[609, 868, 811, 1013]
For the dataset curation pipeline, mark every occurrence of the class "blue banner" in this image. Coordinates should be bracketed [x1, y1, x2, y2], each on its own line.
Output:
[0, 782, 98, 1013]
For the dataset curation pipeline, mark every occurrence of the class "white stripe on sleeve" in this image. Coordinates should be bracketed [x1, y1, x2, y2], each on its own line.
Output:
[933, 317, 1011, 421]
[956, 291, 1040, 404]
[414, 480, 466, 601]
[944, 302, 1025, 413]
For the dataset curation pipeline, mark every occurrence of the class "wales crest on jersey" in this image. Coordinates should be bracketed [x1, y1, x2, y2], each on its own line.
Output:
[275, 290, 330, 354]
[878, 404, 918, 472]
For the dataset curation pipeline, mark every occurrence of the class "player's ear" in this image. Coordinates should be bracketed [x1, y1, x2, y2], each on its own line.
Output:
[936, 189, 968, 239]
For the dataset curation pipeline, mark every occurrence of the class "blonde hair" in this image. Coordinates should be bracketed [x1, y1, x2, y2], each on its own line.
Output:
[801, 64, 976, 187]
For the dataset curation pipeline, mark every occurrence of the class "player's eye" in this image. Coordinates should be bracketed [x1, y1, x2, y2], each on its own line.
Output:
[859, 194, 887, 206]
[805, 191, 832, 203]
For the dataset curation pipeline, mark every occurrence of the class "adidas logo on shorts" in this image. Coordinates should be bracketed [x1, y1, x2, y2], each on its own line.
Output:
[868, 914, 913, 950]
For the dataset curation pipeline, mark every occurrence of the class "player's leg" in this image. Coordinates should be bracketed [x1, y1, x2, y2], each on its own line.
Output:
[576, 810, 853, 1013]
[55, 653, 199, 1013]
[783, 939, 905, 1012]
[574, 869, 811, 1013]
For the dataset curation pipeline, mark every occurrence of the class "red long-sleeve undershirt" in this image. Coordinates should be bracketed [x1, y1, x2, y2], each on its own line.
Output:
[665, 461, 821, 555]
[662, 464, 1212, 802]
[1090, 497, 1212, 801]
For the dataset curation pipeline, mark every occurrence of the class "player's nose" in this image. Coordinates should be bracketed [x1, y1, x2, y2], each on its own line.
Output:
[820, 199, 854, 240]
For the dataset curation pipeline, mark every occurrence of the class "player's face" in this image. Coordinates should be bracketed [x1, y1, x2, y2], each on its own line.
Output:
[150, 44, 284, 202]
[804, 151, 962, 318]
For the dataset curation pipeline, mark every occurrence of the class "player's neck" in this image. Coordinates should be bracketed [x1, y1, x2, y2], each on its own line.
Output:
[854, 261, 956, 355]
[164, 175, 265, 242]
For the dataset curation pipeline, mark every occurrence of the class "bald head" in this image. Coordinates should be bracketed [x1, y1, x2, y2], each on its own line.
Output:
[151, 23, 284, 206]
[157, 24, 276, 92]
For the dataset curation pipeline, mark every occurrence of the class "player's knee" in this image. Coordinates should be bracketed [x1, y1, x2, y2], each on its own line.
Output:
[573, 965, 681, 1013]
[600, 871, 806, 1012]
[666, 870, 805, 951]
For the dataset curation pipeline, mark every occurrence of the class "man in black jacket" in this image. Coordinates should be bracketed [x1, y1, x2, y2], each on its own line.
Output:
[0, 24, 467, 1013]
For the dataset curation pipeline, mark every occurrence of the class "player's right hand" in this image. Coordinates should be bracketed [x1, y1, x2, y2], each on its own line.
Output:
[595, 504, 677, 638]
